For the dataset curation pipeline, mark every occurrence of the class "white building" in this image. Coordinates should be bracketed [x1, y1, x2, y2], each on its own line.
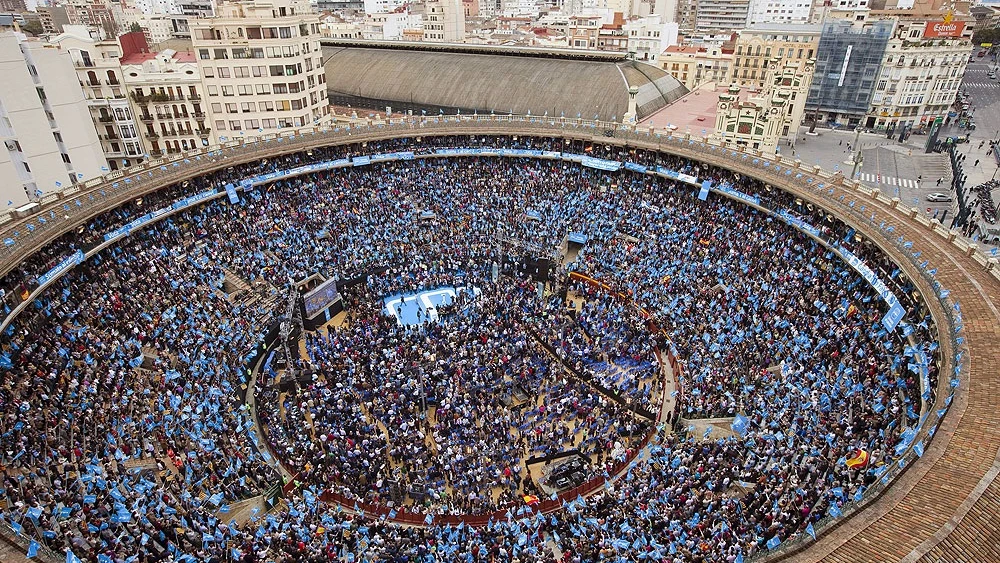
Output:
[746, 0, 814, 26]
[122, 48, 214, 155]
[363, 0, 407, 15]
[130, 0, 182, 15]
[423, 0, 465, 41]
[696, 0, 749, 32]
[363, 11, 421, 40]
[0, 32, 106, 208]
[867, 11, 972, 132]
[49, 26, 146, 170]
[623, 15, 677, 62]
[190, 0, 331, 141]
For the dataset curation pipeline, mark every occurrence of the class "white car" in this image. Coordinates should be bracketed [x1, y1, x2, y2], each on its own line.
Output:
[926, 193, 953, 202]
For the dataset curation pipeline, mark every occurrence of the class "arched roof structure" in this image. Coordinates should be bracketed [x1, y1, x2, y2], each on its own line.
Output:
[321, 44, 688, 121]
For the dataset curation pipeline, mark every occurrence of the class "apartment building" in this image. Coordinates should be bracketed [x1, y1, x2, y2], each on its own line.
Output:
[729, 24, 820, 89]
[50, 27, 145, 169]
[696, 0, 750, 32]
[623, 15, 678, 62]
[190, 0, 330, 141]
[746, 0, 815, 27]
[423, 0, 465, 42]
[0, 32, 105, 207]
[866, 8, 973, 132]
[123, 48, 213, 156]
[660, 43, 734, 89]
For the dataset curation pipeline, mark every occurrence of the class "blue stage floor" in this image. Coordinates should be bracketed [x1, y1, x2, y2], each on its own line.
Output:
[383, 286, 481, 326]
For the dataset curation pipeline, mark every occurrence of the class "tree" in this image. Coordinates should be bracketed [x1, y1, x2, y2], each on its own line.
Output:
[972, 27, 1000, 47]
[20, 19, 42, 36]
[129, 22, 142, 33]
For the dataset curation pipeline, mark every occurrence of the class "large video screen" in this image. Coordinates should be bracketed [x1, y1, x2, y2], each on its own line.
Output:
[303, 278, 339, 318]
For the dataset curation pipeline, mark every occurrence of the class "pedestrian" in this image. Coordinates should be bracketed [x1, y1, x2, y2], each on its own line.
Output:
[839, 140, 843, 146]
[937, 178, 943, 186]
[979, 141, 985, 149]
[975, 159, 980, 167]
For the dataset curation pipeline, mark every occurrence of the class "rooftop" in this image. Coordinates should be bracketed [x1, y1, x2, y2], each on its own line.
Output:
[639, 81, 752, 135]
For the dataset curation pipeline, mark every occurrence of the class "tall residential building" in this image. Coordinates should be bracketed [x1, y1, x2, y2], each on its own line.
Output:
[190, 0, 330, 141]
[729, 24, 821, 89]
[37, 6, 70, 34]
[746, 0, 814, 26]
[0, 32, 106, 207]
[50, 27, 146, 170]
[866, 7, 973, 132]
[63, 0, 120, 38]
[696, 0, 749, 32]
[805, 18, 893, 127]
[123, 48, 214, 156]
[423, 0, 465, 42]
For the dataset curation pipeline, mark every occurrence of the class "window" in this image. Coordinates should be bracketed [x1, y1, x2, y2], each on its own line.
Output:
[273, 83, 289, 94]
[245, 119, 259, 129]
[207, 85, 218, 96]
[61, 153, 71, 164]
[262, 118, 276, 128]
[199, 49, 210, 60]
[215, 119, 227, 130]
[217, 67, 231, 78]
[232, 48, 250, 59]
[240, 102, 256, 113]
[247, 27, 262, 39]
[278, 27, 292, 38]
[276, 100, 290, 111]
[253, 66, 266, 77]
[289, 82, 301, 93]
[238, 85, 253, 95]
[255, 84, 270, 95]
[221, 86, 234, 96]
[225, 103, 238, 113]
[269, 65, 284, 77]
[260, 101, 274, 111]
[212, 103, 223, 113]
[291, 99, 302, 110]
[267, 47, 282, 58]
[284, 65, 298, 76]
[252, 48, 265, 59]
[213, 48, 228, 60]
[229, 120, 241, 130]
[234, 66, 250, 78]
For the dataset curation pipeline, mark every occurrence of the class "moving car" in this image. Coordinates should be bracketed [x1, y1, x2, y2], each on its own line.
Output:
[926, 193, 953, 202]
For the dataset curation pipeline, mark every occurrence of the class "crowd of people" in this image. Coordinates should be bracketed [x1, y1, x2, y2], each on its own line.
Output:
[0, 133, 942, 563]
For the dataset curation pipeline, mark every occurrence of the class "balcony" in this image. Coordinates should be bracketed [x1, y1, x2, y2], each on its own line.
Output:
[146, 132, 160, 139]
[140, 114, 154, 122]
[193, 111, 205, 118]
[197, 127, 212, 137]
[98, 115, 114, 123]
[100, 132, 119, 141]
[188, 93, 201, 101]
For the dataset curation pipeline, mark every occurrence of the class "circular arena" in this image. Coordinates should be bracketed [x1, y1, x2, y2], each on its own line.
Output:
[0, 117, 997, 563]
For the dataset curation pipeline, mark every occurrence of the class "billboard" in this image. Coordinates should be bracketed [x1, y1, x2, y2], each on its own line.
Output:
[303, 278, 339, 318]
[923, 21, 965, 38]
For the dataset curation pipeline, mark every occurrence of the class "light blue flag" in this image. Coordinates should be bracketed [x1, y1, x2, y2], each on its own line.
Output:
[805, 522, 816, 540]
[26, 540, 39, 558]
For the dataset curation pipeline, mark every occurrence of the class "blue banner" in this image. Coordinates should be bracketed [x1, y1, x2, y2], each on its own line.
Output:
[698, 180, 711, 201]
[352, 155, 371, 166]
[579, 155, 622, 172]
[882, 302, 906, 332]
[624, 162, 648, 174]
[225, 183, 239, 204]
[37, 250, 84, 287]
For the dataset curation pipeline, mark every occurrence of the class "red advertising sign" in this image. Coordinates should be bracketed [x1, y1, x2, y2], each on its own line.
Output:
[923, 21, 965, 38]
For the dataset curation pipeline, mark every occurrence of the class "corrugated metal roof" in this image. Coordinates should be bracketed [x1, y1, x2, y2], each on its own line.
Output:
[322, 46, 688, 121]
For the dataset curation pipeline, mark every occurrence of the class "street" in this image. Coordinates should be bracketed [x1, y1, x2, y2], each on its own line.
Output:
[786, 52, 1000, 248]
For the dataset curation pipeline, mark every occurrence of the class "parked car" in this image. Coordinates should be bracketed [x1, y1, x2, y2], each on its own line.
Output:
[926, 193, 953, 202]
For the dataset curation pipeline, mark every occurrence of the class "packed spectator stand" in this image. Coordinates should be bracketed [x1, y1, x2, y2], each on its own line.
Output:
[0, 128, 947, 563]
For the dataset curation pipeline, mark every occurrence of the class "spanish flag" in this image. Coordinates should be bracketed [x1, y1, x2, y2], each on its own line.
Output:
[845, 449, 869, 469]
[523, 494, 540, 506]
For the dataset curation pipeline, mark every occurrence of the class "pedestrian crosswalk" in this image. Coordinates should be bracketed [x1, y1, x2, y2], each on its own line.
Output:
[962, 82, 999, 88]
[858, 173, 920, 188]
